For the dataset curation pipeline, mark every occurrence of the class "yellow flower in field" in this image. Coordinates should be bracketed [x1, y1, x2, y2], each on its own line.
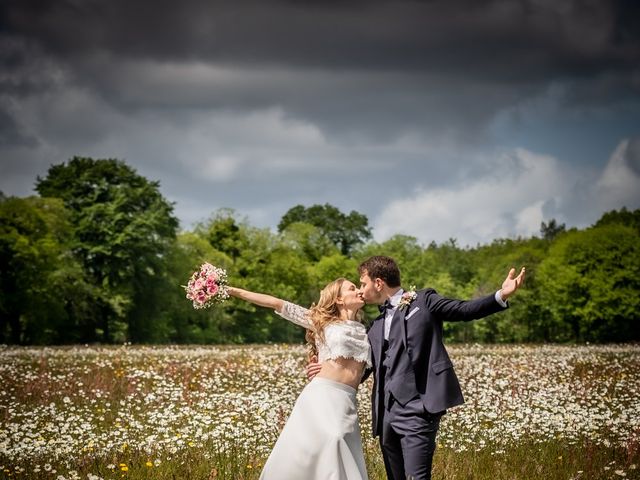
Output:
[145, 461, 153, 467]
[120, 466, 128, 472]
[247, 465, 253, 469]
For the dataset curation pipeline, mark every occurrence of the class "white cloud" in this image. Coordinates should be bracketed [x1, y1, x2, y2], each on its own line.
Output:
[596, 138, 640, 210]
[202, 155, 241, 182]
[374, 140, 640, 246]
[515, 200, 546, 235]
[373, 149, 567, 246]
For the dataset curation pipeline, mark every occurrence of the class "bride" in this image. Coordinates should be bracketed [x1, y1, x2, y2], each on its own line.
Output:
[227, 278, 370, 480]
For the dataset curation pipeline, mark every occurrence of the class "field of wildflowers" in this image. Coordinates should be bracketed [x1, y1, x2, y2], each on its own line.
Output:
[1, 344, 638, 480]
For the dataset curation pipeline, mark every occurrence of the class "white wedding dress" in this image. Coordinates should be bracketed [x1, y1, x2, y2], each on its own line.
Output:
[259, 301, 371, 480]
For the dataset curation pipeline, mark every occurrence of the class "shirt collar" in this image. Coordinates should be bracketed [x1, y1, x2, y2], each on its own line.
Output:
[388, 288, 404, 307]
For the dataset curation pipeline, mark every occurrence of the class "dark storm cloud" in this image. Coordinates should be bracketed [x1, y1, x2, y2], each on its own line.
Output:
[3, 0, 637, 146]
[0, 105, 37, 146]
[3, 0, 639, 77]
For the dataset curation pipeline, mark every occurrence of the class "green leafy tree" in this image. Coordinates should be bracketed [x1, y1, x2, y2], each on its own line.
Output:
[359, 235, 425, 283]
[465, 237, 548, 343]
[36, 157, 179, 343]
[194, 210, 312, 343]
[540, 219, 566, 241]
[311, 254, 359, 286]
[198, 208, 249, 262]
[0, 196, 84, 344]
[280, 222, 339, 262]
[278, 204, 372, 256]
[594, 207, 640, 232]
[537, 223, 640, 342]
[161, 232, 235, 343]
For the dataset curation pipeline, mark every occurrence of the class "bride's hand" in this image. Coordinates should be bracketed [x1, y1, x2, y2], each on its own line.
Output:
[306, 356, 322, 381]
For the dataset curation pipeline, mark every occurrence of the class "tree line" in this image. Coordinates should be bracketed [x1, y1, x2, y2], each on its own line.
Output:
[1, 157, 638, 345]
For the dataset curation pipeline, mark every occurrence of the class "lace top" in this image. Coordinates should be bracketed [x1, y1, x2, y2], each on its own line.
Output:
[276, 301, 372, 368]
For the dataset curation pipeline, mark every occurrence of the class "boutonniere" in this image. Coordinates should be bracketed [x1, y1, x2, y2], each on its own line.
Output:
[397, 286, 417, 310]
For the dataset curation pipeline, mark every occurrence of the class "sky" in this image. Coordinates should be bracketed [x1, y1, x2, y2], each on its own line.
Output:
[1, 0, 639, 247]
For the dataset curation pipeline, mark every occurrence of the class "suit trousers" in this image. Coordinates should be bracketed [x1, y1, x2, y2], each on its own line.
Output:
[380, 395, 442, 480]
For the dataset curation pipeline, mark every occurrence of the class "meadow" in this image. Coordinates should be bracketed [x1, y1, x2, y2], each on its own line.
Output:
[0, 344, 638, 480]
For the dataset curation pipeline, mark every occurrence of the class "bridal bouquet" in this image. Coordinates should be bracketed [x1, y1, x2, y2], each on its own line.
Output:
[184, 263, 229, 309]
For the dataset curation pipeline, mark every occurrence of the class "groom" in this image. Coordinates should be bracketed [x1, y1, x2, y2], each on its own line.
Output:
[358, 255, 525, 480]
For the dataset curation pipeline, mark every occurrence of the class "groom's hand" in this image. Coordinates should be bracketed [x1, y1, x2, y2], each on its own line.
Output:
[500, 266, 526, 301]
[306, 355, 322, 381]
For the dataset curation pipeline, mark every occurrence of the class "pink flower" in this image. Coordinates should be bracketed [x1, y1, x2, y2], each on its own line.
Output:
[196, 291, 208, 303]
[207, 284, 218, 296]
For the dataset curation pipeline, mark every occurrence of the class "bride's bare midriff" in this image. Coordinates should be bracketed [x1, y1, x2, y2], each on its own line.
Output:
[316, 357, 366, 390]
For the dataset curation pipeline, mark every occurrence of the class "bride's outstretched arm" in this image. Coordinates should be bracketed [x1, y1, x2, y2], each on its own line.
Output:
[227, 286, 284, 312]
[228, 286, 311, 328]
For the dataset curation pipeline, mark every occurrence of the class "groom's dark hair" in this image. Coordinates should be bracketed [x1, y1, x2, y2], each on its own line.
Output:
[358, 256, 401, 288]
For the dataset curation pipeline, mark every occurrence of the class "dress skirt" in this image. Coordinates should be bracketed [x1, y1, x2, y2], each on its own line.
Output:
[260, 377, 368, 480]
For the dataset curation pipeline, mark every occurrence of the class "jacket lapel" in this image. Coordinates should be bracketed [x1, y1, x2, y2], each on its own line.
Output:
[369, 315, 385, 364]
[391, 306, 408, 349]
[400, 307, 408, 349]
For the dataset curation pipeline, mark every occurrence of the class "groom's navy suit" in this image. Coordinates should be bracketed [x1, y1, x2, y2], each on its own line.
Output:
[366, 288, 506, 480]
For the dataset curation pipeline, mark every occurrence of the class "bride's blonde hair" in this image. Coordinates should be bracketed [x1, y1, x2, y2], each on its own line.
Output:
[305, 278, 363, 362]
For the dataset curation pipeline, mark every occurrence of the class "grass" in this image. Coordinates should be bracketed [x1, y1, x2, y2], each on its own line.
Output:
[0, 343, 638, 479]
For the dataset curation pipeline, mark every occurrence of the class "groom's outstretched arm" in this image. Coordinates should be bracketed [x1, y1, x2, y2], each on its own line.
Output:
[427, 266, 525, 321]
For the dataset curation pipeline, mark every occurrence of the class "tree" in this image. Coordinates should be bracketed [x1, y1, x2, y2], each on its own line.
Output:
[198, 208, 247, 262]
[0, 196, 82, 343]
[36, 157, 178, 343]
[278, 204, 372, 256]
[594, 207, 640, 232]
[161, 232, 235, 343]
[311, 254, 359, 287]
[466, 237, 549, 343]
[279, 222, 339, 262]
[540, 218, 566, 241]
[537, 223, 640, 342]
[193, 210, 313, 343]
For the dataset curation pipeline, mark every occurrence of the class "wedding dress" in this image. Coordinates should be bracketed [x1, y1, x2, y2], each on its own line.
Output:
[259, 301, 371, 480]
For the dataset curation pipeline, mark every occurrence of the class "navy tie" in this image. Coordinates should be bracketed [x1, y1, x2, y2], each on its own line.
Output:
[378, 300, 393, 314]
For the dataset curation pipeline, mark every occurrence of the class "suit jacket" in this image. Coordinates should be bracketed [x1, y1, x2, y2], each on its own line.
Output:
[366, 288, 506, 437]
